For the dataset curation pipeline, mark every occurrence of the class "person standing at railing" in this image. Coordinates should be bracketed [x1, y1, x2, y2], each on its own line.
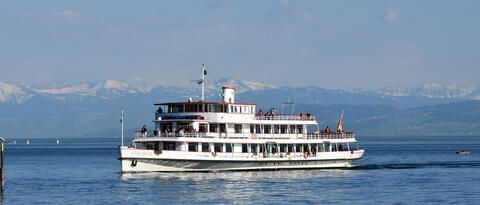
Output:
[270, 107, 276, 115]
[325, 126, 331, 134]
[140, 125, 148, 138]
[257, 109, 265, 120]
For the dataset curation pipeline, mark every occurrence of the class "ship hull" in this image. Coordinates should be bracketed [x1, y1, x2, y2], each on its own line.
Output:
[119, 147, 364, 173]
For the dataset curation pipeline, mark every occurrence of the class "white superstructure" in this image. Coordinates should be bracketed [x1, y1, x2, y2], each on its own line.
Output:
[119, 69, 364, 172]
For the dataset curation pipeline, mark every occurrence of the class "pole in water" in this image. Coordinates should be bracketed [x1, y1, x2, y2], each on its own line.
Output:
[0, 136, 5, 194]
[121, 109, 124, 146]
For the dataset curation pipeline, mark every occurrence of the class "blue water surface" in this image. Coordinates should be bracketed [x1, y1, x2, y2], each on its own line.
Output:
[2, 136, 480, 204]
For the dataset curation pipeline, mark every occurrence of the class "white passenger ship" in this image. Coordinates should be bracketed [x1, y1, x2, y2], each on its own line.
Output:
[119, 68, 364, 172]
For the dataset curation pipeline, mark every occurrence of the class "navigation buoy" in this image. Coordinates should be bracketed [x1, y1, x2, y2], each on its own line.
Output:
[26, 140, 30, 145]
[56, 140, 60, 144]
[13, 140, 16, 145]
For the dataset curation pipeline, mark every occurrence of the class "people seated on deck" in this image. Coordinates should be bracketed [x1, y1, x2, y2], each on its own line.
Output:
[140, 125, 148, 138]
[325, 126, 331, 134]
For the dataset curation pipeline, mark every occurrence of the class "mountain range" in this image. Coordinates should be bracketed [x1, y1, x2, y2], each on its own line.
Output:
[0, 79, 479, 138]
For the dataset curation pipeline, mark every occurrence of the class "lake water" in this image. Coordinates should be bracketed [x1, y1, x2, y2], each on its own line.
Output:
[3, 136, 480, 204]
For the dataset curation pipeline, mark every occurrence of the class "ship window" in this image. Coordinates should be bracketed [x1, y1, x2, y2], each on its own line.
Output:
[199, 123, 208, 133]
[214, 143, 223, 152]
[287, 144, 294, 153]
[185, 104, 195, 112]
[230, 106, 233, 113]
[209, 104, 224, 112]
[264, 125, 271, 134]
[146, 143, 155, 150]
[297, 125, 303, 134]
[219, 124, 226, 133]
[242, 144, 248, 153]
[250, 125, 254, 133]
[295, 144, 302, 152]
[234, 124, 242, 133]
[202, 143, 210, 152]
[289, 125, 296, 134]
[251, 144, 258, 153]
[311, 144, 317, 152]
[280, 144, 286, 152]
[209, 124, 218, 132]
[164, 142, 176, 150]
[280, 125, 287, 134]
[171, 104, 184, 113]
[188, 143, 198, 152]
[255, 125, 261, 133]
[225, 144, 233, 153]
[274, 125, 280, 134]
[303, 144, 309, 153]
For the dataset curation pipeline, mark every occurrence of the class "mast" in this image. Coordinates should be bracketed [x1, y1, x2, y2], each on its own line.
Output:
[121, 109, 124, 146]
[200, 64, 207, 101]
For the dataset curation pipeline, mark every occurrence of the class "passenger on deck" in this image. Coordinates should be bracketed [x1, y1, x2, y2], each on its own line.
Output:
[270, 107, 276, 115]
[325, 126, 331, 134]
[258, 109, 264, 117]
[257, 109, 265, 119]
[306, 113, 311, 120]
[156, 106, 163, 114]
[299, 113, 305, 120]
[140, 125, 148, 137]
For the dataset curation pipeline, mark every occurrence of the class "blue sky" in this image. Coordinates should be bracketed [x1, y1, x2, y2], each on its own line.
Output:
[1, 0, 479, 88]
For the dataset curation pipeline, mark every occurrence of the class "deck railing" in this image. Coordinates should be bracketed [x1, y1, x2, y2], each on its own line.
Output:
[255, 114, 315, 121]
[134, 131, 354, 140]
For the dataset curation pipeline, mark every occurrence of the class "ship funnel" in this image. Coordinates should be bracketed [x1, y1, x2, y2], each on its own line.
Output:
[221, 86, 235, 103]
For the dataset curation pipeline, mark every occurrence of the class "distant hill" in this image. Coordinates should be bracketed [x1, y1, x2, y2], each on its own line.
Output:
[295, 101, 480, 136]
[0, 79, 479, 138]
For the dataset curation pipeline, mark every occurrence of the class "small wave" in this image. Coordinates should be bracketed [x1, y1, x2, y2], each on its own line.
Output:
[353, 161, 480, 170]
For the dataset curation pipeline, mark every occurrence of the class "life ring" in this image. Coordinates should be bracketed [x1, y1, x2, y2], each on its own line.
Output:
[303, 152, 308, 159]
[130, 160, 137, 167]
[251, 133, 256, 139]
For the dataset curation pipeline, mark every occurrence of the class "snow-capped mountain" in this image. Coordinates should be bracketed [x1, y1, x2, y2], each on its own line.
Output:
[0, 82, 32, 104]
[212, 78, 277, 93]
[1, 79, 480, 138]
[1, 79, 480, 106]
[0, 80, 156, 102]
[374, 83, 480, 99]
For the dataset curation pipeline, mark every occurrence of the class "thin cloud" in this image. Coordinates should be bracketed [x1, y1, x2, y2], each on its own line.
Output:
[385, 7, 398, 22]
[49, 10, 81, 18]
[279, 0, 313, 22]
